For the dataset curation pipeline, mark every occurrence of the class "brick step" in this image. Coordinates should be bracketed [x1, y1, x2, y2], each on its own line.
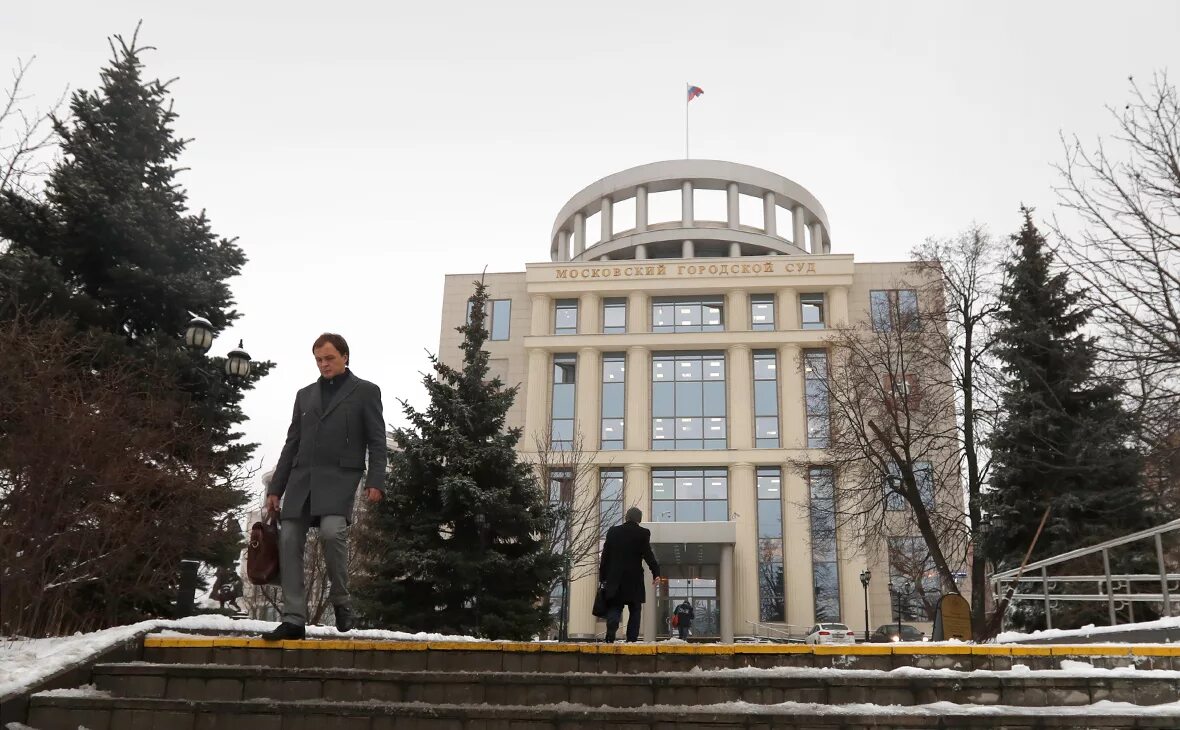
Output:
[142, 636, 1180, 674]
[26, 693, 1180, 730]
[92, 662, 1180, 709]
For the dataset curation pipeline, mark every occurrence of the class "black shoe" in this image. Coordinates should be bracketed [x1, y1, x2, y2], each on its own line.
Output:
[261, 622, 305, 641]
[335, 604, 355, 632]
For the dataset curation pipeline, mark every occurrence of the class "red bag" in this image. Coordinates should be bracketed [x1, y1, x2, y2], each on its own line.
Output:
[246, 512, 281, 585]
[671, 614, 679, 628]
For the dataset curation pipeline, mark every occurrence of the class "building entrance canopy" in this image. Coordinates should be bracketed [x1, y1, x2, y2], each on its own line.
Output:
[642, 521, 737, 642]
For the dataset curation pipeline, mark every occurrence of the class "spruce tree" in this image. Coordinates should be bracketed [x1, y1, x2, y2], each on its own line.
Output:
[0, 29, 269, 623]
[984, 209, 1150, 629]
[355, 280, 559, 640]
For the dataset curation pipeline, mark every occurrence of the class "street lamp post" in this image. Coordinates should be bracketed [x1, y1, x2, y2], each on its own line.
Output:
[859, 570, 872, 643]
[890, 579, 913, 639]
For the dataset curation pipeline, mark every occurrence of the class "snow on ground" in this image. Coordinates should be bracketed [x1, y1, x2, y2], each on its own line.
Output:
[994, 615, 1180, 643]
[695, 662, 1180, 680]
[658, 699, 1180, 717]
[0, 615, 483, 700]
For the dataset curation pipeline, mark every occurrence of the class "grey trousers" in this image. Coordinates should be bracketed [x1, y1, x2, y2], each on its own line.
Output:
[280, 498, 350, 627]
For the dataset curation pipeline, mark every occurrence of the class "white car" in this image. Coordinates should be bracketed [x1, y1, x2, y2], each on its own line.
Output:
[803, 623, 856, 645]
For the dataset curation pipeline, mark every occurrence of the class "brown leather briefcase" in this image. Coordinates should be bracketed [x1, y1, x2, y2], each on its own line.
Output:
[246, 513, 281, 585]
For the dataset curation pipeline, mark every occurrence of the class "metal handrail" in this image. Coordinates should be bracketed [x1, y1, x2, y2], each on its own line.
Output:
[745, 621, 798, 642]
[989, 519, 1178, 630]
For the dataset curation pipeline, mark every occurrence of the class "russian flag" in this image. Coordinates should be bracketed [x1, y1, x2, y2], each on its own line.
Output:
[687, 85, 704, 102]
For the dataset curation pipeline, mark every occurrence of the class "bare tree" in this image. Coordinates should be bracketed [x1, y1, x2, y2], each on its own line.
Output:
[792, 277, 968, 612]
[0, 313, 235, 637]
[530, 429, 623, 639]
[1052, 72, 1180, 516]
[0, 56, 65, 200]
[911, 226, 1003, 633]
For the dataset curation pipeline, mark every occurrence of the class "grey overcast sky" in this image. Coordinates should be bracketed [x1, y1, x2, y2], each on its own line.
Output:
[4, 1, 1178, 504]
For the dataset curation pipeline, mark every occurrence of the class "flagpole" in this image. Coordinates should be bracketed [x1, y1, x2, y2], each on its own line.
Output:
[685, 83, 690, 159]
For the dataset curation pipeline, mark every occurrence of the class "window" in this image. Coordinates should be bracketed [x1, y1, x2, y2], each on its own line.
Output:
[884, 461, 934, 511]
[757, 468, 785, 621]
[800, 293, 825, 330]
[884, 373, 922, 412]
[652, 468, 728, 523]
[751, 294, 775, 331]
[465, 298, 512, 341]
[550, 354, 576, 448]
[652, 352, 726, 450]
[753, 350, 780, 448]
[652, 297, 724, 333]
[803, 350, 829, 448]
[888, 536, 940, 621]
[870, 290, 919, 332]
[601, 354, 625, 450]
[549, 468, 573, 551]
[599, 469, 624, 540]
[603, 298, 627, 334]
[809, 467, 840, 621]
[554, 299, 579, 335]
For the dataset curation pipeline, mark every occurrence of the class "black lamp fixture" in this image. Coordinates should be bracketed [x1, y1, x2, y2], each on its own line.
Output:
[185, 316, 251, 379]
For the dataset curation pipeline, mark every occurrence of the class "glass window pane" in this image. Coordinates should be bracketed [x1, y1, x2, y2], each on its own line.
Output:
[676, 476, 704, 499]
[601, 474, 623, 500]
[552, 383, 575, 418]
[751, 296, 775, 331]
[676, 358, 701, 381]
[652, 357, 673, 380]
[704, 438, 727, 450]
[603, 358, 625, 381]
[704, 417, 726, 439]
[652, 475, 674, 500]
[554, 357, 576, 383]
[899, 290, 919, 331]
[652, 382, 675, 417]
[702, 381, 726, 416]
[603, 300, 627, 333]
[704, 500, 728, 521]
[676, 501, 704, 521]
[703, 356, 726, 380]
[753, 354, 776, 380]
[677, 303, 701, 328]
[555, 300, 578, 334]
[676, 439, 704, 450]
[602, 382, 625, 418]
[652, 304, 674, 329]
[704, 475, 727, 499]
[652, 417, 673, 441]
[601, 418, 624, 442]
[754, 380, 778, 416]
[677, 417, 703, 439]
[757, 472, 781, 499]
[550, 419, 573, 443]
[676, 381, 703, 415]
[653, 501, 675, 522]
[702, 302, 723, 328]
[758, 506, 782, 538]
[756, 416, 779, 441]
[870, 291, 891, 331]
[491, 299, 511, 340]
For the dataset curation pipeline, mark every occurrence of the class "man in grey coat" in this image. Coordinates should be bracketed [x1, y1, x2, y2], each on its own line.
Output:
[262, 333, 386, 641]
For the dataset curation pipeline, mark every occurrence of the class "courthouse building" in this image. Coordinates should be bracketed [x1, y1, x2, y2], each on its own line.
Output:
[438, 160, 948, 641]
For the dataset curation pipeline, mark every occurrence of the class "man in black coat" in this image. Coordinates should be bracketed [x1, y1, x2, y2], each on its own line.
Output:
[262, 333, 387, 641]
[599, 506, 660, 642]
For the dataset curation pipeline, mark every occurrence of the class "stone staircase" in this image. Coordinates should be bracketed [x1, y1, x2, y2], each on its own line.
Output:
[23, 635, 1180, 729]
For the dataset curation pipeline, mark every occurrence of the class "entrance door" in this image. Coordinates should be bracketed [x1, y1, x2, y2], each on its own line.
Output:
[658, 572, 719, 639]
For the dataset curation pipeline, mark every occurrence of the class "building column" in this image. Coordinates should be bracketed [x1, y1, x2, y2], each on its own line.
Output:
[728, 289, 750, 331]
[763, 192, 776, 236]
[827, 286, 849, 327]
[792, 206, 806, 249]
[523, 348, 550, 451]
[810, 222, 824, 255]
[726, 182, 739, 229]
[627, 290, 648, 333]
[782, 466, 814, 632]
[681, 180, 694, 226]
[719, 544, 735, 643]
[573, 212, 586, 257]
[576, 347, 602, 452]
[730, 462, 758, 642]
[601, 197, 613, 244]
[635, 186, 648, 232]
[530, 293, 552, 336]
[625, 346, 650, 451]
[779, 343, 803, 449]
[623, 463, 650, 520]
[568, 463, 601, 638]
[681, 240, 694, 258]
[554, 231, 570, 262]
[727, 344, 753, 450]
[635, 243, 648, 260]
[778, 288, 799, 330]
[728, 241, 741, 257]
[579, 292, 601, 335]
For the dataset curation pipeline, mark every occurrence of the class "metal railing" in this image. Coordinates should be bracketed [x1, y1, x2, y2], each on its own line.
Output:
[990, 519, 1179, 630]
[745, 621, 803, 642]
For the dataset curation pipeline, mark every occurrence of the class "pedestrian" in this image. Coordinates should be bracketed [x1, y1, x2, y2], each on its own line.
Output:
[261, 333, 387, 641]
[673, 598, 694, 640]
[598, 506, 660, 642]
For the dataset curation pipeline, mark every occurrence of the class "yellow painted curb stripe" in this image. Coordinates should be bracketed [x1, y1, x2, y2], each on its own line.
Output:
[892, 645, 973, 655]
[1050, 645, 1133, 656]
[1009, 646, 1055, 656]
[1130, 646, 1180, 656]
